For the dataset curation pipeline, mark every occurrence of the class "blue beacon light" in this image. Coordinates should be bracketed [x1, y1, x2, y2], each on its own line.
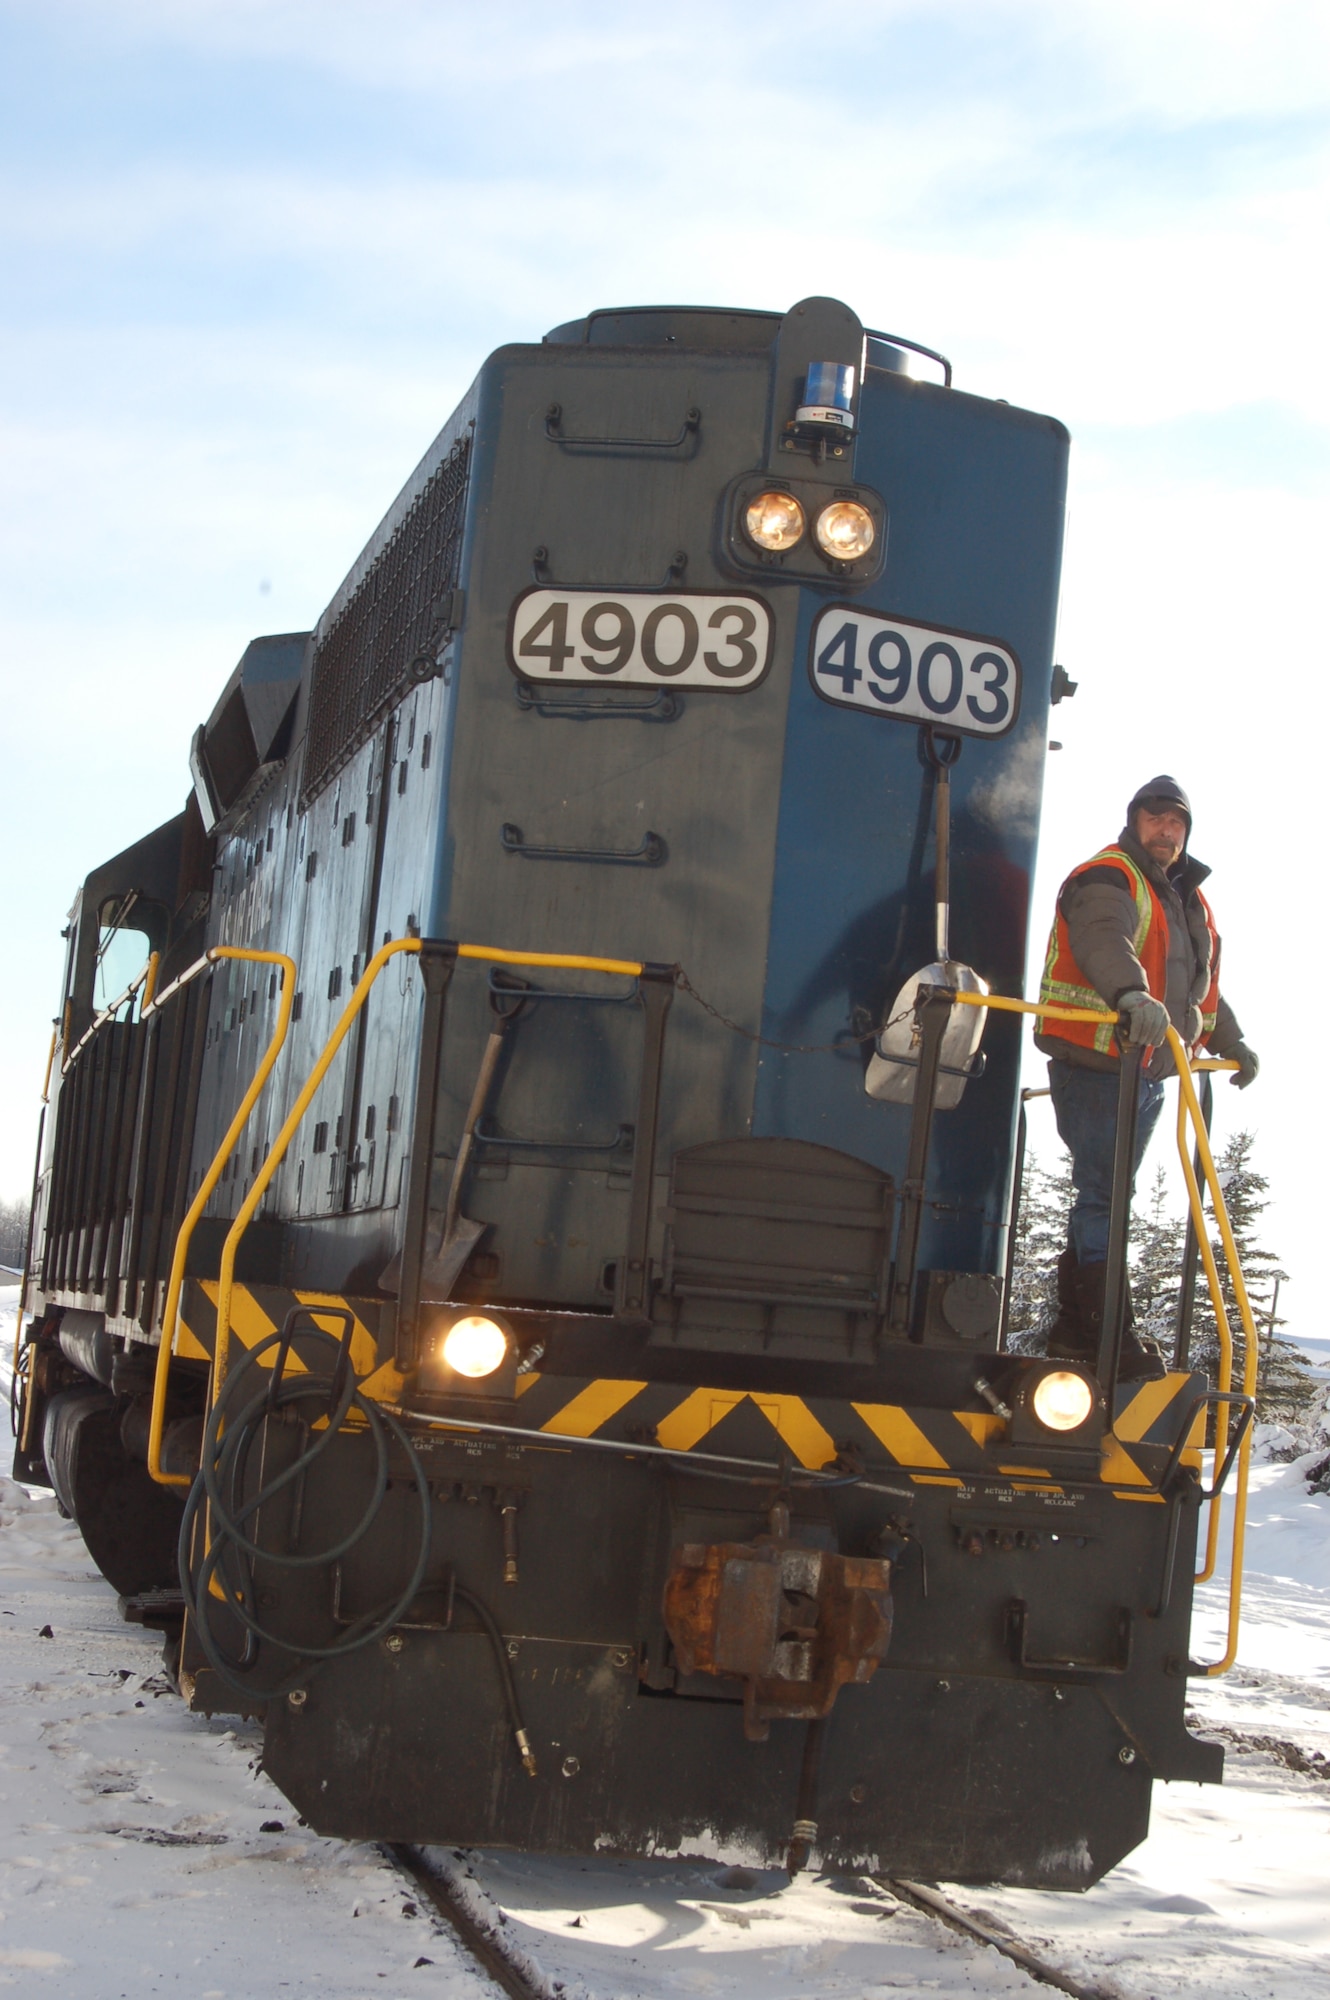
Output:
[796, 361, 856, 434]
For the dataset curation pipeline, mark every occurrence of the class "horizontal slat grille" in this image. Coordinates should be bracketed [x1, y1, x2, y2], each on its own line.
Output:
[301, 431, 471, 805]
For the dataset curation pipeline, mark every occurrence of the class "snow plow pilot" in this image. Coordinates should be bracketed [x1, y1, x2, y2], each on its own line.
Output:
[1035, 775, 1259, 1380]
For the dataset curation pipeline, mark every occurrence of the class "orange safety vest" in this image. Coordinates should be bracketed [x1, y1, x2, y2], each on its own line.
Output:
[1037, 846, 1221, 1058]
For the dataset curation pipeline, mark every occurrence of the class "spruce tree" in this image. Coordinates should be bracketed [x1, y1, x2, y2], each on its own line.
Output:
[1005, 1152, 1073, 1353]
[1131, 1167, 1185, 1353]
[1176, 1131, 1313, 1423]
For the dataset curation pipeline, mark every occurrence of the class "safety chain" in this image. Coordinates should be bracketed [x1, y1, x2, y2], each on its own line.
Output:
[672, 967, 909, 1056]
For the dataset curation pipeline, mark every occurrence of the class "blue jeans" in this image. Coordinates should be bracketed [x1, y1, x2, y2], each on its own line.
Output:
[1048, 1059, 1165, 1265]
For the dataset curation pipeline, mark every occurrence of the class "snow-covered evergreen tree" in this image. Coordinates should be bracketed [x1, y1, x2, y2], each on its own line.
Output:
[0, 1198, 29, 1269]
[1131, 1166, 1185, 1351]
[1004, 1153, 1073, 1354]
[1181, 1131, 1313, 1423]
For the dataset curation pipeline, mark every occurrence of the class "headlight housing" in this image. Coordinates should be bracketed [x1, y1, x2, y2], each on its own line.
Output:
[418, 1308, 519, 1398]
[1030, 1369, 1097, 1433]
[441, 1314, 509, 1378]
[744, 489, 805, 552]
[814, 499, 876, 562]
[1003, 1362, 1105, 1455]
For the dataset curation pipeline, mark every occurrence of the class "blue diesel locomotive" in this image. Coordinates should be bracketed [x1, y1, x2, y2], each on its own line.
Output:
[14, 296, 1235, 1886]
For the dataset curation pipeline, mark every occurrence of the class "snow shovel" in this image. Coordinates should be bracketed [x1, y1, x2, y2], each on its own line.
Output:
[425, 1019, 511, 1298]
[865, 731, 989, 1111]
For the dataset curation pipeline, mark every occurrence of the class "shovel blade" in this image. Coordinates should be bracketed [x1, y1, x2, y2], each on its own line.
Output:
[420, 1215, 489, 1301]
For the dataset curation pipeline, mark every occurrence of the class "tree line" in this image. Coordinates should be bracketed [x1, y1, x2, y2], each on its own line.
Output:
[0, 1198, 29, 1270]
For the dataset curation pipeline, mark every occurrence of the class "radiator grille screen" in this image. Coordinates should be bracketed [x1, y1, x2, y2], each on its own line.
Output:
[301, 431, 471, 805]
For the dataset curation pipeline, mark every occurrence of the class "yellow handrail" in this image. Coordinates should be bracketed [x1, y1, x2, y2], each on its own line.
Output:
[39, 1027, 58, 1105]
[1167, 1027, 1259, 1674]
[208, 937, 647, 1410]
[946, 986, 1254, 1673]
[1175, 1082, 1233, 1585]
[147, 947, 297, 1487]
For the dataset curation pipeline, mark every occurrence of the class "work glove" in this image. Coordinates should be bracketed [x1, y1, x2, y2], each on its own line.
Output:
[1117, 989, 1170, 1048]
[1227, 1042, 1259, 1090]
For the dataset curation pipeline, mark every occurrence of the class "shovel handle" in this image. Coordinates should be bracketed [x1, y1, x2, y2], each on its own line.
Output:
[442, 1029, 508, 1242]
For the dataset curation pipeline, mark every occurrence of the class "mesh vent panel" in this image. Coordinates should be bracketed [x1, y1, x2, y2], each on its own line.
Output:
[301, 432, 471, 805]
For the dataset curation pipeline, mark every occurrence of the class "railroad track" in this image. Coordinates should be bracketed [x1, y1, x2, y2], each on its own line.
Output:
[384, 1845, 554, 2000]
[384, 1841, 1126, 2000]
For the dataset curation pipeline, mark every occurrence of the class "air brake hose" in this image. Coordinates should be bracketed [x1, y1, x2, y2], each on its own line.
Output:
[178, 1327, 432, 1700]
[177, 1329, 539, 1771]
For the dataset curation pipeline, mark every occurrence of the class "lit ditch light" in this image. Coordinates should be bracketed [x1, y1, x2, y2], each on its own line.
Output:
[419, 1310, 518, 1397]
[815, 499, 876, 562]
[1031, 1369, 1097, 1433]
[744, 489, 806, 551]
[442, 1314, 509, 1378]
[1003, 1362, 1105, 1454]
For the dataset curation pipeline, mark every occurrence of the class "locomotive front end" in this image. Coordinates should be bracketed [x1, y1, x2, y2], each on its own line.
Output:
[17, 295, 1230, 1889]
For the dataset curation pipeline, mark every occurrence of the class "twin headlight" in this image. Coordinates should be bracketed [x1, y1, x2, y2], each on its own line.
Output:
[744, 489, 877, 563]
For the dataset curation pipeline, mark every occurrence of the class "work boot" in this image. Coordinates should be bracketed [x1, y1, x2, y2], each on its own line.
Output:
[1071, 1262, 1166, 1383]
[1044, 1248, 1094, 1363]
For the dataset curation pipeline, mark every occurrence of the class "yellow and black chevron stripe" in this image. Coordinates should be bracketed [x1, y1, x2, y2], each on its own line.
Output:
[179, 1282, 1204, 1497]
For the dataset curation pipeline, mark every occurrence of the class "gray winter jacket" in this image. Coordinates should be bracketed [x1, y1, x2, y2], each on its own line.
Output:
[1034, 826, 1244, 1079]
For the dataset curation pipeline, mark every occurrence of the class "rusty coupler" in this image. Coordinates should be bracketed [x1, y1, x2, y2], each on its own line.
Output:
[661, 1500, 893, 1742]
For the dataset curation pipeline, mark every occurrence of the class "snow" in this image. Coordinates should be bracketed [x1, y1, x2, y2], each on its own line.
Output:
[4, 1280, 1330, 1997]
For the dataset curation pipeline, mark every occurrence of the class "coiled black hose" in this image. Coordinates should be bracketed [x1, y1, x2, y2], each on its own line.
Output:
[178, 1327, 538, 1773]
[178, 1325, 433, 1703]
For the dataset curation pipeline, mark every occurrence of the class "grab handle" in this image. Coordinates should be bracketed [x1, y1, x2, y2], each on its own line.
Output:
[544, 402, 700, 451]
[515, 682, 681, 723]
[501, 823, 666, 867]
[474, 1117, 634, 1156]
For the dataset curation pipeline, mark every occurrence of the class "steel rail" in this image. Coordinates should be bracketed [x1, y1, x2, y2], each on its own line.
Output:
[383, 1844, 550, 2000]
[883, 1878, 1123, 2000]
[389, 1841, 1130, 2000]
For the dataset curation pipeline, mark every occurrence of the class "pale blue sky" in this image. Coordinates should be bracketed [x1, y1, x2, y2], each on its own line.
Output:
[3, 0, 1328, 1325]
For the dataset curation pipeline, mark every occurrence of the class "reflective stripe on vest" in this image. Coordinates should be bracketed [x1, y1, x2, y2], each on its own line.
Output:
[1196, 889, 1221, 1041]
[1037, 847, 1167, 1058]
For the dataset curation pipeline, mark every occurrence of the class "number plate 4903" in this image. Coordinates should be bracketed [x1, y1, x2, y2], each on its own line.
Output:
[508, 588, 773, 691]
[810, 605, 1021, 737]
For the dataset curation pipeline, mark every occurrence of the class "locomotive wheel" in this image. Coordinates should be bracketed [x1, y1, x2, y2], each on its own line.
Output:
[43, 1388, 185, 1597]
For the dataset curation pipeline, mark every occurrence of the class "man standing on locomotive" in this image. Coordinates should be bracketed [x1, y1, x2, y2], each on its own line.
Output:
[1035, 776, 1259, 1380]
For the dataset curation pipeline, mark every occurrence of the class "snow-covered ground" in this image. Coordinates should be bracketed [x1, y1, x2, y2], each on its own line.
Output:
[4, 1281, 1329, 1999]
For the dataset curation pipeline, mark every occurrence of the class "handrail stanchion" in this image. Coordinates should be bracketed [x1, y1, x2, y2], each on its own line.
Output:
[888, 987, 953, 1334]
[1098, 1041, 1144, 1388]
[146, 948, 297, 1487]
[1167, 1029, 1258, 1675]
[1173, 1068, 1213, 1370]
[394, 942, 457, 1370]
[1169, 1071, 1234, 1585]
